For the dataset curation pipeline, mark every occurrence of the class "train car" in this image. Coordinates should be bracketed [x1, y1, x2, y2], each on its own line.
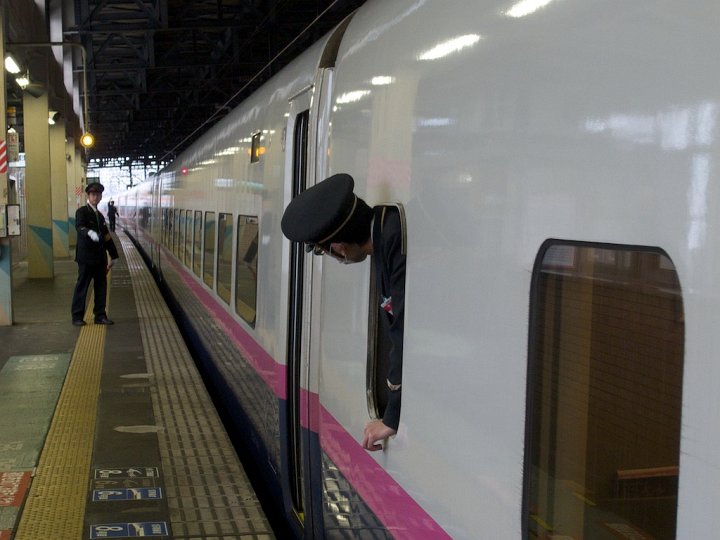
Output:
[118, 1, 720, 538]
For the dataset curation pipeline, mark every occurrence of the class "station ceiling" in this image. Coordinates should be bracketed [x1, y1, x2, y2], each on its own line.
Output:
[8, 0, 365, 167]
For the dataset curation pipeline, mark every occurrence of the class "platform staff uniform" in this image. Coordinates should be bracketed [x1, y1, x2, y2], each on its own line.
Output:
[71, 182, 119, 325]
[281, 173, 406, 451]
[371, 205, 405, 432]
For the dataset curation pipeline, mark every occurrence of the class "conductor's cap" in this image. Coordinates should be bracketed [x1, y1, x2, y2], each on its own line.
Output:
[85, 182, 105, 194]
[281, 173, 356, 246]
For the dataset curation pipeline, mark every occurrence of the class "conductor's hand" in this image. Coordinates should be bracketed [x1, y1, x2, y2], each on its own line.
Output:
[107, 258, 116, 272]
[362, 419, 396, 451]
[88, 230, 100, 242]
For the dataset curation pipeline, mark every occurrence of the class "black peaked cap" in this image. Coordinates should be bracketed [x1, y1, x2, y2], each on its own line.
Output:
[281, 173, 355, 244]
[86, 182, 105, 193]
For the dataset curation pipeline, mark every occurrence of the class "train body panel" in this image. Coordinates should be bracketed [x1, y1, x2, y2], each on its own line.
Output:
[120, 1, 720, 538]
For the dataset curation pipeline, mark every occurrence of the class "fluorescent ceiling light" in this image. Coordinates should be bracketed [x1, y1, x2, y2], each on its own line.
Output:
[371, 76, 394, 86]
[505, 0, 555, 18]
[419, 34, 481, 61]
[4, 54, 21, 74]
[336, 90, 371, 104]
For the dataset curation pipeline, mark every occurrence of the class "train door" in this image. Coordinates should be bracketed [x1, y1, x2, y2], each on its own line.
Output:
[283, 68, 334, 537]
[284, 88, 313, 535]
[151, 173, 162, 274]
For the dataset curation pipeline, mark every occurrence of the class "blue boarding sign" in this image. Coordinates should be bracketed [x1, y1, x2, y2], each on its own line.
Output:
[94, 467, 159, 479]
[92, 488, 163, 501]
[89, 522, 168, 538]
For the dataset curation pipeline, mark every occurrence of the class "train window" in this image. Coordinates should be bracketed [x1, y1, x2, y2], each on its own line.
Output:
[193, 210, 202, 277]
[524, 242, 684, 540]
[185, 210, 193, 267]
[203, 211, 216, 288]
[163, 208, 171, 247]
[366, 204, 407, 423]
[216, 213, 233, 304]
[173, 209, 181, 255]
[234, 215, 258, 327]
[250, 132, 262, 163]
[366, 263, 389, 419]
[178, 210, 185, 260]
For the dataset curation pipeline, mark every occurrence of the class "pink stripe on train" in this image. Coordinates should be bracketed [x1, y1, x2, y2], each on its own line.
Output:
[164, 251, 449, 539]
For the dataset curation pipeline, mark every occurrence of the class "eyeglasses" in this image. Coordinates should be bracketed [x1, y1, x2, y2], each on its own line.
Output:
[306, 243, 348, 263]
[307, 243, 329, 256]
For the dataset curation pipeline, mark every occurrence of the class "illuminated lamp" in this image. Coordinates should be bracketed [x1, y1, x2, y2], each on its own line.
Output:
[80, 132, 95, 148]
[4, 54, 21, 74]
[181, 167, 188, 175]
[15, 74, 29, 89]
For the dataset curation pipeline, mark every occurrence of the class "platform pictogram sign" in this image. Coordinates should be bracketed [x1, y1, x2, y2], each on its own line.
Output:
[89, 521, 168, 538]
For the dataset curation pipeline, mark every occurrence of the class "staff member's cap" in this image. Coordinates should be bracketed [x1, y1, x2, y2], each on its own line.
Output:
[85, 182, 105, 194]
[281, 173, 356, 248]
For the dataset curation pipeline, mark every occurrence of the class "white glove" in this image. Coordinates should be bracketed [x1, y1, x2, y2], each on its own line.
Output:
[108, 258, 116, 269]
[88, 230, 100, 242]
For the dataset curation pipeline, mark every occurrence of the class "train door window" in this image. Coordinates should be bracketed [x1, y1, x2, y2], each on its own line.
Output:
[178, 210, 185, 261]
[216, 213, 233, 304]
[366, 205, 407, 423]
[173, 209, 181, 255]
[367, 256, 390, 419]
[163, 208, 171, 247]
[193, 210, 202, 277]
[250, 132, 262, 163]
[235, 215, 259, 326]
[185, 210, 193, 267]
[524, 242, 684, 540]
[203, 211, 216, 288]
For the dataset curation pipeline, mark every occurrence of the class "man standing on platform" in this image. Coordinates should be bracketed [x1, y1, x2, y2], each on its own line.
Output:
[107, 199, 118, 231]
[71, 182, 119, 326]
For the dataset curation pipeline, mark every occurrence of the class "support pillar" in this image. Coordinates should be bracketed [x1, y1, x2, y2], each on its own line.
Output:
[66, 139, 78, 247]
[0, 6, 13, 324]
[23, 89, 55, 278]
[50, 120, 69, 257]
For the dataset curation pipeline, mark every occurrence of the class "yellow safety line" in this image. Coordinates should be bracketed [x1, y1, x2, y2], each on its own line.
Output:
[14, 290, 109, 539]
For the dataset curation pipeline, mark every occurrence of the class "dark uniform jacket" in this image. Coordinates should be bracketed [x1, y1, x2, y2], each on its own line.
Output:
[75, 204, 119, 264]
[372, 206, 406, 431]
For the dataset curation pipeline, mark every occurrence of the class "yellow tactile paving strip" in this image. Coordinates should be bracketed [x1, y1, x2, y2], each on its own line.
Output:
[14, 309, 107, 539]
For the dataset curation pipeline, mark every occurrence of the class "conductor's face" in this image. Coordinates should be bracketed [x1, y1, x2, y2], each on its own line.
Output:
[329, 242, 368, 264]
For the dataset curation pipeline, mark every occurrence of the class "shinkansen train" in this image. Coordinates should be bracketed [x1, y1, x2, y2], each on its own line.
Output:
[117, 1, 719, 538]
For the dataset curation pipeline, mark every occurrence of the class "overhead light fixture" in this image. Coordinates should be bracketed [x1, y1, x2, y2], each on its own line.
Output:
[4, 54, 21, 74]
[371, 76, 394, 86]
[418, 34, 482, 61]
[505, 0, 555, 18]
[80, 132, 95, 148]
[15, 74, 29, 89]
[8, 42, 94, 150]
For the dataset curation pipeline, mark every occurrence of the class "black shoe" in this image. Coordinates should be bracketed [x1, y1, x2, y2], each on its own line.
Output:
[72, 319, 86, 326]
[94, 316, 114, 325]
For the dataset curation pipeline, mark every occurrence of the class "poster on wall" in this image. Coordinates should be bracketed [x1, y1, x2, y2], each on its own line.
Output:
[7, 205, 20, 236]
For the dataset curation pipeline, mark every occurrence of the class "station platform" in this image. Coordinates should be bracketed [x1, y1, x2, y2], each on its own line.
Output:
[0, 232, 275, 539]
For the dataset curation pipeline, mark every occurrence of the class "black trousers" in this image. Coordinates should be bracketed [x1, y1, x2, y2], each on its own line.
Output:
[71, 262, 108, 321]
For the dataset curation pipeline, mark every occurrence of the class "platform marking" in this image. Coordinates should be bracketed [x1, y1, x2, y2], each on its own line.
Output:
[0, 471, 31, 507]
[92, 488, 163, 501]
[94, 467, 159, 479]
[89, 521, 168, 538]
[13, 326, 108, 539]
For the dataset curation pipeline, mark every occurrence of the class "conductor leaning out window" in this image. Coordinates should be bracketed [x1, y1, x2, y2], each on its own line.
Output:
[281, 173, 406, 451]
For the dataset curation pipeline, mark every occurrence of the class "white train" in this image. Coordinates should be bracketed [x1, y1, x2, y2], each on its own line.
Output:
[118, 1, 719, 538]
